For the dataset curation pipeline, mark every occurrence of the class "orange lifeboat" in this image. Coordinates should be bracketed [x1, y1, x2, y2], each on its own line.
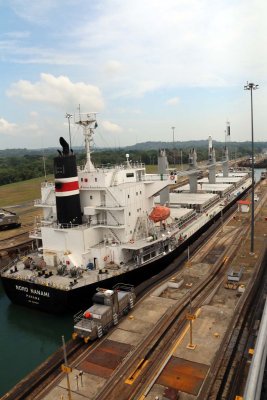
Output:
[149, 206, 170, 223]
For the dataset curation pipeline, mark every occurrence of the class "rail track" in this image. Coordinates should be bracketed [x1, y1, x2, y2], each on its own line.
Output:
[32, 210, 246, 400]
[2, 185, 262, 400]
[93, 225, 246, 400]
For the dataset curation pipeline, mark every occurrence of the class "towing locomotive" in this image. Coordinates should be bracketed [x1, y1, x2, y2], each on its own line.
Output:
[72, 283, 135, 342]
[0, 209, 21, 231]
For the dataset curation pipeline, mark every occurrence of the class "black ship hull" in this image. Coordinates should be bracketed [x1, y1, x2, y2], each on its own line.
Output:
[1, 186, 251, 313]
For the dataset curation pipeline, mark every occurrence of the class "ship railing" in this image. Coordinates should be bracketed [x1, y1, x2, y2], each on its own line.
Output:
[91, 220, 124, 227]
[29, 229, 42, 237]
[78, 162, 145, 172]
[1, 247, 39, 273]
[34, 198, 56, 206]
[34, 220, 123, 230]
[48, 222, 91, 230]
[41, 181, 54, 188]
[96, 203, 124, 208]
[142, 173, 170, 181]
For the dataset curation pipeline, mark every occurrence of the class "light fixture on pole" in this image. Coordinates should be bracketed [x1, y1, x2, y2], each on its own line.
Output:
[244, 82, 259, 254]
[65, 113, 73, 149]
[171, 126, 175, 168]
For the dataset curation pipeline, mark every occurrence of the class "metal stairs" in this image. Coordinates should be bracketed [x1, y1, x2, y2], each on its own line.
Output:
[109, 228, 120, 243]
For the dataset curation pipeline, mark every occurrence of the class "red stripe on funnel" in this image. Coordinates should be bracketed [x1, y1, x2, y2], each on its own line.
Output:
[55, 181, 79, 193]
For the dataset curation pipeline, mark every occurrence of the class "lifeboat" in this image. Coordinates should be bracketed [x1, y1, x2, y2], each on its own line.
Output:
[149, 206, 170, 223]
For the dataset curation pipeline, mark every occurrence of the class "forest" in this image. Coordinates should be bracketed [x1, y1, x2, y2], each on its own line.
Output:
[0, 141, 266, 186]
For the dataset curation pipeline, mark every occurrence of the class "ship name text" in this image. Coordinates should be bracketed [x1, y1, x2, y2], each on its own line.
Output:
[15, 285, 50, 297]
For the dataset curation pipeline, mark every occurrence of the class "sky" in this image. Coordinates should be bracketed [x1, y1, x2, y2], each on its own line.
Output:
[0, 0, 266, 149]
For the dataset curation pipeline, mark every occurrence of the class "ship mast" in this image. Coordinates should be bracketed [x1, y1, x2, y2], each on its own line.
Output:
[75, 111, 98, 172]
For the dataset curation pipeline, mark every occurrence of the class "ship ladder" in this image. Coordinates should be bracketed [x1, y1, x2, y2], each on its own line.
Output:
[129, 297, 134, 309]
[97, 325, 103, 338]
[113, 313, 118, 325]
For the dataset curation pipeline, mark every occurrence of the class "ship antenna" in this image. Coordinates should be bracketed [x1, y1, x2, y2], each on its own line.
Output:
[74, 111, 98, 172]
[65, 113, 73, 150]
[42, 147, 47, 181]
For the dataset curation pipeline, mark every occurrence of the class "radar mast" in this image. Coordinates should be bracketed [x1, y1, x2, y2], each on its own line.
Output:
[74, 111, 98, 172]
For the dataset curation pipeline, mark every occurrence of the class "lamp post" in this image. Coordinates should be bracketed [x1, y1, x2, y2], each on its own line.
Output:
[65, 113, 73, 149]
[171, 126, 175, 168]
[244, 82, 259, 254]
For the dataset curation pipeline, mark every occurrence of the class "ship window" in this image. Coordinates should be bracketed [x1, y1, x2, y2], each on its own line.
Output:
[95, 178, 97, 182]
[128, 194, 130, 198]
[85, 178, 88, 182]
[90, 196, 93, 200]
[136, 192, 138, 195]
[81, 178, 83, 182]
[140, 191, 142, 194]
[126, 173, 134, 178]
[130, 230, 132, 234]
[129, 212, 131, 216]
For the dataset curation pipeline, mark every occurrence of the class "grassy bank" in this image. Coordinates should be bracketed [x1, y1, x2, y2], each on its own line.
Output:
[0, 175, 53, 207]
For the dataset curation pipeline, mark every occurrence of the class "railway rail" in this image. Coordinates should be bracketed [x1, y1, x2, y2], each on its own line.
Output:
[94, 225, 247, 400]
[32, 205, 248, 400]
[3, 183, 265, 400]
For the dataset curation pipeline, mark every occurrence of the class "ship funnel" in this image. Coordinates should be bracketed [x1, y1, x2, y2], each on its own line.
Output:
[54, 137, 82, 226]
[59, 137, 70, 155]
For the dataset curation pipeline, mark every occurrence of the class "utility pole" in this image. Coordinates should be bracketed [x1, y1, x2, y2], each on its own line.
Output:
[244, 82, 259, 254]
[172, 126, 175, 168]
[65, 113, 73, 149]
[61, 335, 72, 400]
[186, 290, 196, 349]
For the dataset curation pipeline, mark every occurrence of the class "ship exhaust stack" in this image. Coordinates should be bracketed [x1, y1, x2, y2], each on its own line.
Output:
[54, 137, 82, 226]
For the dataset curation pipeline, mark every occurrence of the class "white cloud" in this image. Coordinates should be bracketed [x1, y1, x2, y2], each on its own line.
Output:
[104, 60, 124, 75]
[166, 97, 180, 106]
[73, 0, 266, 93]
[0, 117, 41, 137]
[101, 120, 122, 133]
[6, 73, 105, 111]
[0, 118, 18, 134]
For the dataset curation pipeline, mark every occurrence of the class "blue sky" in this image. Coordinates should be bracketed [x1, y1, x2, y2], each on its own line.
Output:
[0, 0, 266, 149]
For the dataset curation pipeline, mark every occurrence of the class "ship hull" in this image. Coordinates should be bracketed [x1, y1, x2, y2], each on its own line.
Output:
[1, 186, 251, 313]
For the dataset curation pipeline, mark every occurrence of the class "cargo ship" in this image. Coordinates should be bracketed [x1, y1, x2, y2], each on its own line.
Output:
[0, 113, 252, 313]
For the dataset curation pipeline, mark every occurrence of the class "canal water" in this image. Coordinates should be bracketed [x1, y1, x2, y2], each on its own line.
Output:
[0, 279, 73, 396]
[0, 169, 265, 397]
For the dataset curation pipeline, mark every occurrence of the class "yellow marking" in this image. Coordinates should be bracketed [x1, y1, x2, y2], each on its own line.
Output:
[248, 348, 254, 355]
[72, 332, 78, 340]
[172, 308, 202, 353]
[137, 308, 202, 400]
[235, 396, 243, 400]
[61, 364, 72, 374]
[186, 313, 196, 320]
[84, 336, 90, 344]
[125, 359, 149, 385]
[223, 256, 229, 264]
